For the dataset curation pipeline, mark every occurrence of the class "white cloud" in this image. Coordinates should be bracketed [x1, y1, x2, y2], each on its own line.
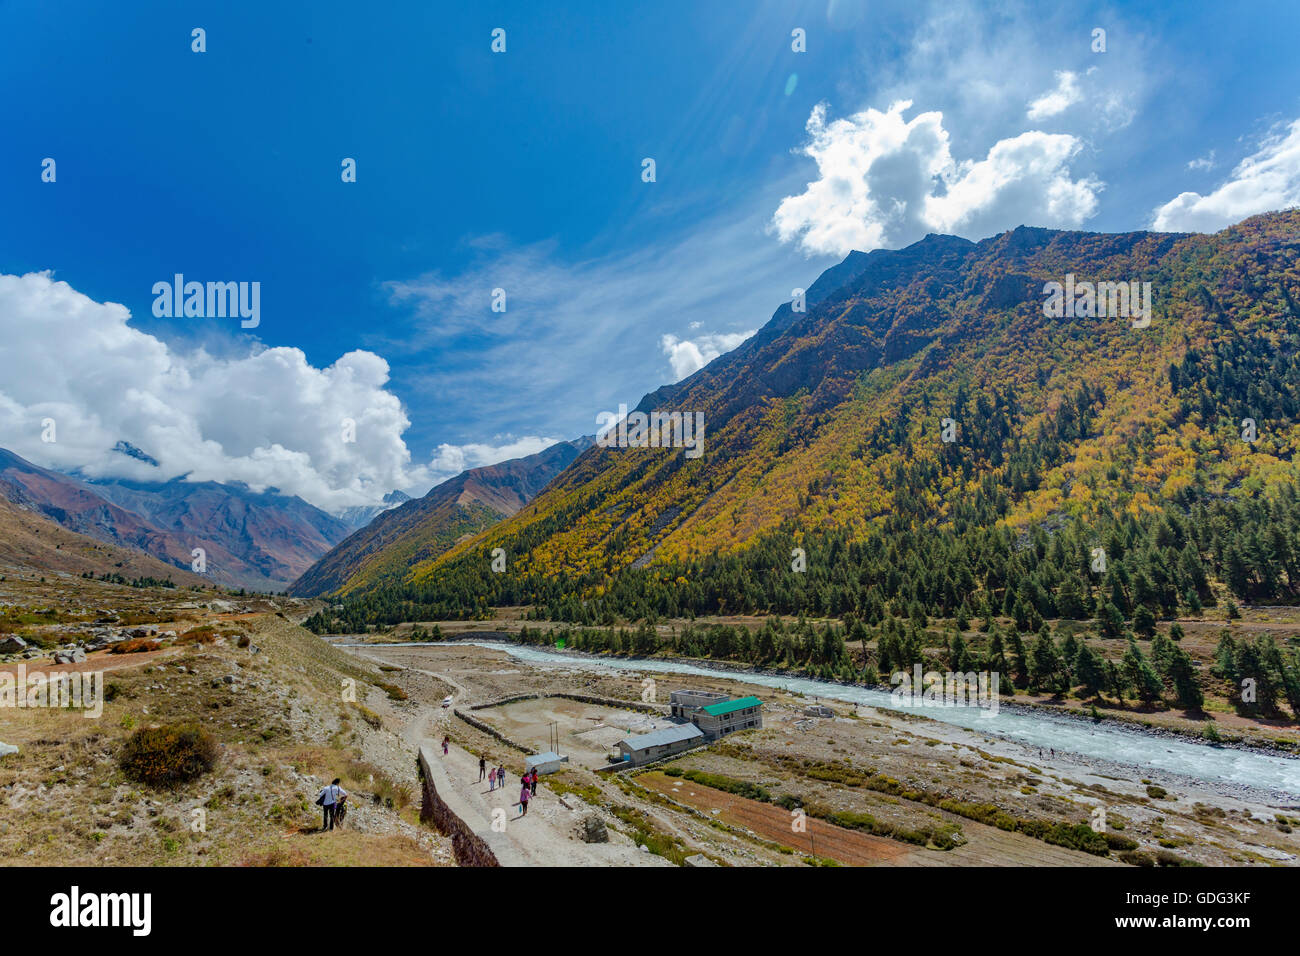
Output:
[1187, 151, 1216, 172]
[377, 198, 829, 450]
[1152, 119, 1300, 232]
[1026, 71, 1083, 120]
[0, 271, 445, 512]
[772, 100, 1103, 257]
[864, 3, 1146, 145]
[659, 331, 754, 381]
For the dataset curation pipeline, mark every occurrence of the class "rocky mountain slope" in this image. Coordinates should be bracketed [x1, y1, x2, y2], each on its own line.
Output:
[0, 494, 207, 586]
[0, 448, 351, 590]
[288, 439, 591, 598]
[319, 210, 1300, 626]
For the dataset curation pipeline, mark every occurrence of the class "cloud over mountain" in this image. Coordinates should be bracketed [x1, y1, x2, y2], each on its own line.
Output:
[0, 271, 432, 511]
[1152, 118, 1300, 232]
[772, 100, 1103, 257]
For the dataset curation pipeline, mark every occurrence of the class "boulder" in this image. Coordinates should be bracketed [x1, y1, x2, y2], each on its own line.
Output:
[0, 636, 28, 655]
[54, 647, 86, 664]
[0, 742, 18, 757]
[575, 814, 608, 843]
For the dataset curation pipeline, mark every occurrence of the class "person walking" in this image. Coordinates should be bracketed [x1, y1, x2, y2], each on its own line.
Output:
[519, 778, 531, 816]
[529, 769, 539, 797]
[316, 778, 347, 832]
[496, 765, 505, 789]
[442, 735, 449, 756]
[479, 755, 487, 782]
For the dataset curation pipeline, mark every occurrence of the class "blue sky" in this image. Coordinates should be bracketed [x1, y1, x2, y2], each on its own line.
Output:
[2, 0, 1299, 510]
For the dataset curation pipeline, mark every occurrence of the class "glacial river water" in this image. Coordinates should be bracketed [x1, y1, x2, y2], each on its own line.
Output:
[341, 637, 1300, 799]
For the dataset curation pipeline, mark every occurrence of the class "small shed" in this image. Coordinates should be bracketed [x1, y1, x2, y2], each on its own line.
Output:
[525, 751, 568, 775]
[803, 704, 834, 718]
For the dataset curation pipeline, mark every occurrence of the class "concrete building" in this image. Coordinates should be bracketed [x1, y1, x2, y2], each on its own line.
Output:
[691, 695, 763, 741]
[615, 724, 705, 767]
[525, 751, 568, 775]
[669, 689, 727, 721]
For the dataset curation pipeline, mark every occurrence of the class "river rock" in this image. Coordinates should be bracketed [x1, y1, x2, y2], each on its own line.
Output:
[0, 636, 28, 654]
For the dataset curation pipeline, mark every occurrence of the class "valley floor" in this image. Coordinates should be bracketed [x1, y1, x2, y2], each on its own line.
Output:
[4, 566, 1298, 867]
[342, 638, 1300, 866]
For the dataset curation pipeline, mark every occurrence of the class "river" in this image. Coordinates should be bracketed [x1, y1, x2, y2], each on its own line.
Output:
[339, 637, 1300, 799]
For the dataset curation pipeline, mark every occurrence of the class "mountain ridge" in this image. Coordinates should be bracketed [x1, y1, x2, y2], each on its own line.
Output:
[309, 210, 1300, 630]
[287, 437, 592, 597]
[0, 448, 351, 590]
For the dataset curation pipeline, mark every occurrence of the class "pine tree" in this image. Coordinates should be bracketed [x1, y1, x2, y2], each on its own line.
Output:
[1123, 638, 1164, 706]
[1030, 630, 1068, 695]
[1166, 642, 1204, 710]
[1008, 630, 1030, 689]
[1075, 644, 1107, 698]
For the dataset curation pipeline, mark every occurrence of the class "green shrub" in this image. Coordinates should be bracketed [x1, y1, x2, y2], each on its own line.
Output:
[1119, 849, 1155, 866]
[119, 723, 218, 788]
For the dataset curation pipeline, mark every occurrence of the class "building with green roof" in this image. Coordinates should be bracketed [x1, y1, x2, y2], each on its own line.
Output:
[690, 694, 763, 740]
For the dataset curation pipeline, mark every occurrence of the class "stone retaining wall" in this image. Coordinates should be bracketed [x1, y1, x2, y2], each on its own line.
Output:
[417, 747, 500, 867]
[469, 691, 667, 716]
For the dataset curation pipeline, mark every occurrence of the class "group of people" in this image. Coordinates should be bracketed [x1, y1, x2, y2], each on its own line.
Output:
[476, 755, 541, 816]
[479, 755, 507, 791]
[517, 767, 540, 815]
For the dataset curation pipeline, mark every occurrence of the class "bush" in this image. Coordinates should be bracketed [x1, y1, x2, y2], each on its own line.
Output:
[674, 768, 771, 802]
[177, 626, 218, 645]
[111, 638, 161, 654]
[119, 723, 218, 788]
[1104, 832, 1138, 851]
[1119, 849, 1155, 867]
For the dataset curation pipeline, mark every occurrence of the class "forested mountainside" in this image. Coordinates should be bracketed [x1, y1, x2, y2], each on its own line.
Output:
[310, 211, 1300, 637]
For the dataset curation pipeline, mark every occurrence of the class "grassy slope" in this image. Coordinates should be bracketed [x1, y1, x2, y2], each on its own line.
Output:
[0, 588, 451, 866]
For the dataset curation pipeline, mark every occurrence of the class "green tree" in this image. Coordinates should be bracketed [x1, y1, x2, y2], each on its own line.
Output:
[1123, 639, 1164, 706]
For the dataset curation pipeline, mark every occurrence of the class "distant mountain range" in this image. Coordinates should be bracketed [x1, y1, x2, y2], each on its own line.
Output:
[336, 490, 414, 532]
[287, 438, 592, 597]
[0, 491, 209, 586]
[0, 433, 594, 593]
[0, 447, 351, 590]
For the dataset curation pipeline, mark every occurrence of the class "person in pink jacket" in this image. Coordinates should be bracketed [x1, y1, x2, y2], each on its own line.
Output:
[519, 780, 531, 816]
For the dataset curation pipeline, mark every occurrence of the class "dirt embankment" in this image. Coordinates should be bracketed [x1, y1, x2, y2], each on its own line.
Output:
[0, 589, 453, 867]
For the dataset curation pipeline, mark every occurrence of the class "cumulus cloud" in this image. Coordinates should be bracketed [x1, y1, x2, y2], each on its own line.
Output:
[659, 331, 754, 381]
[772, 100, 1102, 257]
[1026, 71, 1083, 120]
[0, 272, 559, 512]
[1152, 118, 1300, 232]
